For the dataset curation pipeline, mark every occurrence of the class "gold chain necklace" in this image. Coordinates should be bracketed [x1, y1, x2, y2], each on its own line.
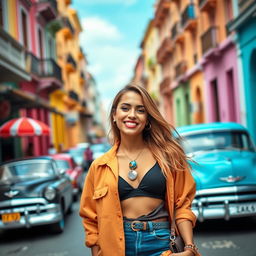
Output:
[122, 148, 144, 181]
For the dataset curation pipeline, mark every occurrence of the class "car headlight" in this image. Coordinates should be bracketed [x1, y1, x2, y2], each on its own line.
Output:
[44, 187, 56, 200]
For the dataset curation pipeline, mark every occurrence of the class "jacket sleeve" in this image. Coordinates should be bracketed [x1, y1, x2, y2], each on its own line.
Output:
[79, 163, 99, 247]
[174, 167, 197, 227]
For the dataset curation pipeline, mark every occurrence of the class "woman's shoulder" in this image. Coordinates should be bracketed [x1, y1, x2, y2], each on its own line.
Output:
[90, 145, 116, 167]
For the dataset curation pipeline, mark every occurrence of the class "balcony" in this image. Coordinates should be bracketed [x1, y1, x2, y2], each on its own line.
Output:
[201, 26, 218, 55]
[181, 4, 197, 31]
[80, 71, 85, 85]
[159, 76, 171, 93]
[227, 0, 256, 33]
[171, 22, 184, 43]
[65, 53, 76, 73]
[238, 0, 255, 13]
[0, 28, 30, 82]
[157, 37, 173, 64]
[61, 17, 75, 40]
[26, 52, 63, 92]
[154, 0, 171, 27]
[68, 90, 79, 102]
[175, 60, 187, 78]
[198, 0, 216, 12]
[36, 0, 58, 21]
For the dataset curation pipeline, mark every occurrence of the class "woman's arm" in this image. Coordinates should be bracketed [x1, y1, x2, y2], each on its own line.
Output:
[79, 163, 99, 248]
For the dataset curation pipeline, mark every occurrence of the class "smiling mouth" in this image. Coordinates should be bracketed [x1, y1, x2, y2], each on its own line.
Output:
[124, 121, 137, 128]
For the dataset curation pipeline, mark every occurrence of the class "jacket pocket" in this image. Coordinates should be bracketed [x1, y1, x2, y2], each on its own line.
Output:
[93, 186, 108, 199]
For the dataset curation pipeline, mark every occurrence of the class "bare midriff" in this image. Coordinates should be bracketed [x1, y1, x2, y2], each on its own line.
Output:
[121, 197, 163, 219]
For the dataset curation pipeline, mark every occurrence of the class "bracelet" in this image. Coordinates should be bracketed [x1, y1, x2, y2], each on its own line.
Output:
[184, 244, 198, 256]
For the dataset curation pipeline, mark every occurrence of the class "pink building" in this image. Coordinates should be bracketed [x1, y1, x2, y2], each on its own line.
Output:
[202, 37, 240, 123]
[17, 0, 62, 156]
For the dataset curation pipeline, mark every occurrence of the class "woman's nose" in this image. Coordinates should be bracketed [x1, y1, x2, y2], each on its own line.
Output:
[128, 108, 136, 118]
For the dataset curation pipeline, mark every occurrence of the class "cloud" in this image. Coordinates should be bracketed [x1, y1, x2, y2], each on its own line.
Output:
[80, 16, 139, 113]
[80, 17, 122, 45]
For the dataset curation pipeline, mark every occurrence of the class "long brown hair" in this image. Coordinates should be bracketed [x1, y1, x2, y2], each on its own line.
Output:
[109, 83, 189, 175]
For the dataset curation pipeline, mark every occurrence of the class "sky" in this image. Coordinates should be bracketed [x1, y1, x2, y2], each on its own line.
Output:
[71, 0, 155, 115]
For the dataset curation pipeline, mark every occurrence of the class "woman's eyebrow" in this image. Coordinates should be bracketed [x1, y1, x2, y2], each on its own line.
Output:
[120, 103, 145, 108]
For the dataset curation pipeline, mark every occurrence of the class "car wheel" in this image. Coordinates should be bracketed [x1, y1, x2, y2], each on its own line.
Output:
[51, 207, 65, 234]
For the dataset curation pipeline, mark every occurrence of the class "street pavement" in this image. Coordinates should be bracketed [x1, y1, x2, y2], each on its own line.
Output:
[0, 199, 256, 256]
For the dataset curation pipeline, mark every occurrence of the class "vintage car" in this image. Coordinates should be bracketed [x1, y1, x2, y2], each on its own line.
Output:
[52, 153, 84, 200]
[0, 156, 73, 233]
[177, 122, 256, 222]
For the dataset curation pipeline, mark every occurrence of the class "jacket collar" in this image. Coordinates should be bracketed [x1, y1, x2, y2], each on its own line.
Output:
[97, 142, 119, 178]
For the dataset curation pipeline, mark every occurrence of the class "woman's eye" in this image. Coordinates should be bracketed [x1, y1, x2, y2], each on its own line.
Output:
[121, 106, 129, 111]
[137, 108, 145, 113]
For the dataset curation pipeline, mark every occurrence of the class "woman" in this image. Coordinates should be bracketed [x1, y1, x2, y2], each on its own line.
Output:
[80, 84, 200, 256]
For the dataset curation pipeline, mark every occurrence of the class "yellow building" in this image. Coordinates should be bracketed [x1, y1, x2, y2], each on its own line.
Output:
[51, 0, 90, 151]
[140, 19, 162, 107]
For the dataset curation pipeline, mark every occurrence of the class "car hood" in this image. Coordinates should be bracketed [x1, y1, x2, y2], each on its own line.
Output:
[190, 150, 256, 190]
[0, 177, 55, 201]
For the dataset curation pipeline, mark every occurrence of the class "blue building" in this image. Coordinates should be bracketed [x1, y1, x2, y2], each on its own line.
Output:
[228, 0, 256, 142]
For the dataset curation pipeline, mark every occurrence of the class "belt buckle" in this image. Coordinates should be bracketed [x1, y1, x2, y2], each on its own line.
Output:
[131, 221, 146, 231]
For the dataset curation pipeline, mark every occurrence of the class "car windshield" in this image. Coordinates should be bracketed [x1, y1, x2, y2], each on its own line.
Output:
[0, 162, 55, 182]
[55, 160, 70, 170]
[68, 148, 85, 165]
[181, 131, 255, 154]
[90, 143, 111, 153]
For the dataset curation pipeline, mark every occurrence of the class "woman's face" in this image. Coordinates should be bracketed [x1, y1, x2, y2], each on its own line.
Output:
[113, 91, 148, 138]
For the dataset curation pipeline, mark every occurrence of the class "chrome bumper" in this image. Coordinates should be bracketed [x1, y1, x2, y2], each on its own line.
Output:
[0, 198, 62, 229]
[192, 185, 256, 222]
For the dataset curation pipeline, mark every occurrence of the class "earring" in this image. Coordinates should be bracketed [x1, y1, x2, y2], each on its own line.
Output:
[145, 122, 151, 131]
[113, 120, 116, 123]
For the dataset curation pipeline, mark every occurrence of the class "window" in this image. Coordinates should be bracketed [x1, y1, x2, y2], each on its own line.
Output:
[21, 9, 28, 49]
[224, 0, 233, 23]
[0, 1, 3, 28]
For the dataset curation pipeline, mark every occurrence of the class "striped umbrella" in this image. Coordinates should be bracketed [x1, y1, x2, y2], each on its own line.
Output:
[0, 117, 50, 137]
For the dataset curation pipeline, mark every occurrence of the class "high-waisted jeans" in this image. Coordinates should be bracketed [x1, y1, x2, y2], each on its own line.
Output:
[124, 221, 170, 256]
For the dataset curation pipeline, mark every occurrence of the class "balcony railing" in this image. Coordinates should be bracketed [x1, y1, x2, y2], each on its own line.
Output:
[36, 0, 57, 21]
[171, 22, 183, 41]
[67, 53, 77, 69]
[154, 0, 171, 27]
[201, 26, 218, 55]
[157, 37, 173, 64]
[69, 90, 79, 102]
[40, 59, 62, 81]
[0, 27, 30, 81]
[62, 17, 75, 35]
[160, 76, 171, 92]
[181, 4, 196, 29]
[198, 0, 216, 11]
[238, 0, 255, 13]
[175, 61, 187, 78]
[26, 52, 62, 82]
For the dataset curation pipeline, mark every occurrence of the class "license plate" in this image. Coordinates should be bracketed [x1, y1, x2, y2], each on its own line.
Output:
[2, 212, 21, 223]
[236, 204, 256, 214]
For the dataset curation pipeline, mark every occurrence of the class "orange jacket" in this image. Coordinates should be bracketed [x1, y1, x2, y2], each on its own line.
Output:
[79, 144, 196, 256]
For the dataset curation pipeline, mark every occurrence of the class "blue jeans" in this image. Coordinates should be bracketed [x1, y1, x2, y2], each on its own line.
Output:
[124, 222, 170, 256]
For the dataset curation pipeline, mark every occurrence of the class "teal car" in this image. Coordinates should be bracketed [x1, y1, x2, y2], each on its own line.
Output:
[177, 122, 256, 222]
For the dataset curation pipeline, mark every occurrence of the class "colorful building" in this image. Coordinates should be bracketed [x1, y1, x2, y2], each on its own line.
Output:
[199, 0, 240, 124]
[228, 0, 256, 141]
[0, 0, 62, 161]
[136, 0, 247, 129]
[0, 0, 95, 162]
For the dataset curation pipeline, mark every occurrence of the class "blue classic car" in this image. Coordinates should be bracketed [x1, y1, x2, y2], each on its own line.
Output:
[177, 122, 256, 222]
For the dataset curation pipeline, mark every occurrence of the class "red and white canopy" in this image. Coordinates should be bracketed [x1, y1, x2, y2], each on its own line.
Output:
[0, 117, 50, 137]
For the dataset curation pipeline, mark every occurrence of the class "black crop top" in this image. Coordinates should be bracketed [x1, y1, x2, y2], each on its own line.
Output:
[118, 162, 166, 201]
